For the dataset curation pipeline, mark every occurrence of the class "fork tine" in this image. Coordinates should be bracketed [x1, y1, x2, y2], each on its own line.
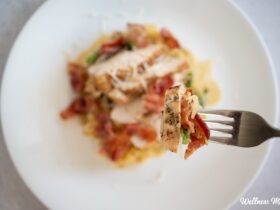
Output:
[199, 110, 239, 118]
[210, 136, 233, 144]
[209, 128, 233, 135]
[204, 119, 234, 126]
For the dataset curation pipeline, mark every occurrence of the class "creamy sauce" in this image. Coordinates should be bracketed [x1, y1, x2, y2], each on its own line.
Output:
[192, 60, 221, 106]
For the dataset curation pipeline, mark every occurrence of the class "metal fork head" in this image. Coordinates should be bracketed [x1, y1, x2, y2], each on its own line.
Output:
[199, 110, 276, 147]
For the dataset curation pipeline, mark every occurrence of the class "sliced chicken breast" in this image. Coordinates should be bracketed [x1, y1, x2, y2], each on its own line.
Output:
[160, 85, 181, 152]
[107, 89, 129, 104]
[89, 45, 163, 96]
[146, 56, 187, 78]
[110, 98, 145, 124]
[89, 45, 163, 76]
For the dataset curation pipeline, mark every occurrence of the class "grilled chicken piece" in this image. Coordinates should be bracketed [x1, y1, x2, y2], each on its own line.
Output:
[120, 56, 187, 95]
[110, 98, 145, 124]
[146, 56, 187, 78]
[84, 76, 102, 97]
[93, 74, 112, 93]
[89, 45, 163, 76]
[89, 45, 163, 97]
[117, 69, 131, 80]
[160, 86, 181, 152]
[107, 89, 129, 104]
[119, 81, 144, 95]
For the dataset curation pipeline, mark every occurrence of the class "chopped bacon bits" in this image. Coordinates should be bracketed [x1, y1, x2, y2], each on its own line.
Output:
[68, 63, 88, 93]
[102, 132, 131, 161]
[184, 136, 206, 159]
[125, 124, 157, 142]
[193, 114, 210, 139]
[96, 113, 114, 139]
[180, 89, 210, 159]
[144, 76, 173, 113]
[100, 37, 125, 54]
[137, 125, 157, 142]
[144, 94, 163, 114]
[181, 89, 195, 133]
[153, 76, 174, 96]
[96, 122, 157, 161]
[95, 114, 132, 161]
[60, 96, 96, 119]
[160, 28, 180, 49]
[184, 114, 210, 159]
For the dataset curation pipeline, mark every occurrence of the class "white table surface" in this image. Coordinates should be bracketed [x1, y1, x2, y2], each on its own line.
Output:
[0, 0, 279, 209]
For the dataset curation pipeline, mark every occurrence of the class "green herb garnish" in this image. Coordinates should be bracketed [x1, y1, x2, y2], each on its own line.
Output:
[86, 52, 99, 65]
[198, 88, 208, 108]
[126, 43, 134, 51]
[198, 94, 205, 108]
[185, 72, 193, 88]
[203, 88, 209, 94]
[181, 128, 190, 144]
[185, 79, 192, 88]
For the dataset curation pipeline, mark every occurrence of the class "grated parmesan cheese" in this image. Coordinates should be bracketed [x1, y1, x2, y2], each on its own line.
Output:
[131, 136, 148, 149]
[186, 93, 201, 119]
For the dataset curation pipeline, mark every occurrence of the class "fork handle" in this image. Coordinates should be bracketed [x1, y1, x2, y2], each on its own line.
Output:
[272, 128, 280, 137]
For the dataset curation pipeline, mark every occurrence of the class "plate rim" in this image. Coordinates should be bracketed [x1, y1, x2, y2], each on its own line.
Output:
[1, 0, 279, 209]
[0, 1, 53, 208]
[225, 0, 279, 208]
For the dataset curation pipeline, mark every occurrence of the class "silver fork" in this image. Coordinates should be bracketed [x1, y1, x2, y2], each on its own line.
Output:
[199, 110, 280, 147]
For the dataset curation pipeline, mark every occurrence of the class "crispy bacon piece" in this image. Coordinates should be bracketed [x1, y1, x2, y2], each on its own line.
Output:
[102, 131, 131, 161]
[100, 37, 124, 54]
[96, 113, 114, 139]
[60, 96, 96, 119]
[137, 125, 157, 142]
[125, 124, 157, 142]
[144, 76, 173, 113]
[161, 28, 180, 49]
[184, 114, 210, 159]
[68, 63, 88, 93]
[144, 94, 163, 113]
[153, 76, 174, 96]
[184, 136, 205, 159]
[194, 114, 210, 139]
[181, 89, 195, 133]
[95, 114, 131, 161]
[179, 89, 210, 159]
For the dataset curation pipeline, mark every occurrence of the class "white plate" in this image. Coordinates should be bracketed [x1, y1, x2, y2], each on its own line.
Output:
[1, 0, 279, 209]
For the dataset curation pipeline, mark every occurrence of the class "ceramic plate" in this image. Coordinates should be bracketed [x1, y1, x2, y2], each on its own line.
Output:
[1, 0, 278, 209]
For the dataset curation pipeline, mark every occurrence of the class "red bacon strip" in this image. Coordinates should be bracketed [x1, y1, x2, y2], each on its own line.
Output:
[100, 37, 124, 54]
[102, 132, 131, 161]
[60, 96, 96, 119]
[144, 76, 173, 113]
[125, 124, 157, 142]
[68, 63, 88, 93]
[180, 89, 210, 159]
[161, 28, 180, 49]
